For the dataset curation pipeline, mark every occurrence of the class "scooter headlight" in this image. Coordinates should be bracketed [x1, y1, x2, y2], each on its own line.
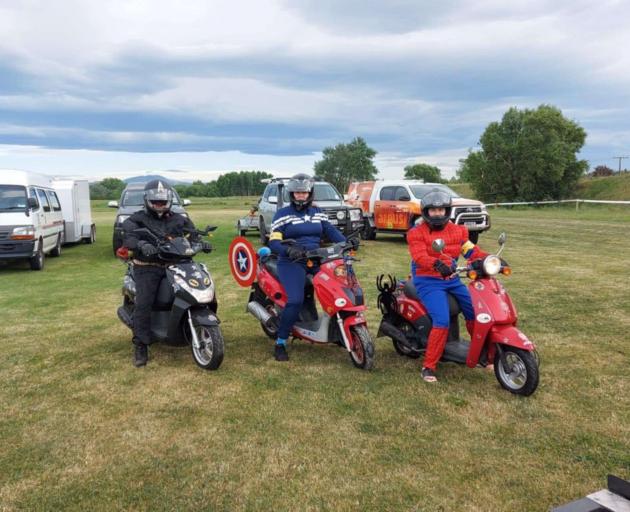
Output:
[483, 255, 502, 276]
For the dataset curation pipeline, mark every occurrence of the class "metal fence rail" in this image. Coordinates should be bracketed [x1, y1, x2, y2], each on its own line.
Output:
[485, 199, 630, 207]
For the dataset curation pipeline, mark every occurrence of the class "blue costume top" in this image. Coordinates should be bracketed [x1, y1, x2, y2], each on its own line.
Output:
[269, 204, 346, 260]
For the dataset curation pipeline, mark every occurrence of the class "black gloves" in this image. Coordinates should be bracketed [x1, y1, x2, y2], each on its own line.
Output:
[201, 241, 213, 254]
[433, 259, 453, 278]
[138, 242, 158, 257]
[286, 245, 306, 261]
[347, 237, 360, 251]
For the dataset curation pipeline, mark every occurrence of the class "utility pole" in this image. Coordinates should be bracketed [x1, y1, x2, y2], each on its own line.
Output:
[612, 156, 629, 173]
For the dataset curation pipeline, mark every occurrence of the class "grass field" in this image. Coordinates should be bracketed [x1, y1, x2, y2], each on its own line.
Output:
[1, 198, 629, 511]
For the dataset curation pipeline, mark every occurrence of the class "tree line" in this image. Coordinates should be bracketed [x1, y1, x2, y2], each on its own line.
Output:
[89, 171, 273, 199]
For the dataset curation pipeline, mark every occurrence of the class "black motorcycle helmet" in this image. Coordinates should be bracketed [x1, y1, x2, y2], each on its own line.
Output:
[420, 189, 452, 230]
[144, 179, 173, 218]
[286, 173, 314, 211]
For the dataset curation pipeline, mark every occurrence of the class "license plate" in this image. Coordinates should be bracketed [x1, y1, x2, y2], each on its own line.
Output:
[329, 219, 338, 225]
[465, 222, 477, 227]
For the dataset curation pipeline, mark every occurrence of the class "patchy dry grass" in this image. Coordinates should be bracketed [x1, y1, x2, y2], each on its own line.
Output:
[0, 201, 628, 511]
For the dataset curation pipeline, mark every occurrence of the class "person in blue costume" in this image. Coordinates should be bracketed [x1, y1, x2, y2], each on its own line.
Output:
[268, 173, 354, 361]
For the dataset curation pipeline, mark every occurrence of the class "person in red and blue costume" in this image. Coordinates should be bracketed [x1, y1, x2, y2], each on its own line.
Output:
[407, 189, 488, 383]
[268, 173, 352, 361]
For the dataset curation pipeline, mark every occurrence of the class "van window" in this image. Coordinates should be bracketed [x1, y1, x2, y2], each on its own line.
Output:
[0, 185, 27, 212]
[29, 188, 40, 209]
[48, 191, 62, 212]
[36, 188, 51, 212]
[379, 186, 397, 201]
[409, 184, 460, 199]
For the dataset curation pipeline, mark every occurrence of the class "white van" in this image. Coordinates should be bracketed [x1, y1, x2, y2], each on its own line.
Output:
[0, 170, 66, 270]
[52, 179, 96, 244]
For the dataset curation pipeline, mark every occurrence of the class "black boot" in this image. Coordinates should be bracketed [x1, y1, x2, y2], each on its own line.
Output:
[134, 344, 148, 367]
[274, 344, 289, 362]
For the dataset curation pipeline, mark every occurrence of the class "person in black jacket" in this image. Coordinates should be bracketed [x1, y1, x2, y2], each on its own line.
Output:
[122, 180, 211, 367]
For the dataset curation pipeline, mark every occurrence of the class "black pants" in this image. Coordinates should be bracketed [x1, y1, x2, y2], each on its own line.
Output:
[132, 265, 166, 346]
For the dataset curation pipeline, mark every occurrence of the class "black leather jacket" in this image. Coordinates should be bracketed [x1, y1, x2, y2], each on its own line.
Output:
[122, 209, 199, 263]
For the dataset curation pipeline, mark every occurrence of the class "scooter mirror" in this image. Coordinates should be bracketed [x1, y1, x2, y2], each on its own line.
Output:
[431, 239, 445, 253]
[498, 232, 507, 245]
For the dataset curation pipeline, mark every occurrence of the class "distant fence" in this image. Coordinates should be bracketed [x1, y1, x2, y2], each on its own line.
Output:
[485, 199, 630, 209]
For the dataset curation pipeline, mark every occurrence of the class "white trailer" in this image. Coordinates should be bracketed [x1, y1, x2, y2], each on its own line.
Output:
[52, 179, 96, 244]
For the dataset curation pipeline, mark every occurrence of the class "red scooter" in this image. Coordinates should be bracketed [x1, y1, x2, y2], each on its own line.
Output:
[376, 233, 539, 395]
[245, 240, 375, 369]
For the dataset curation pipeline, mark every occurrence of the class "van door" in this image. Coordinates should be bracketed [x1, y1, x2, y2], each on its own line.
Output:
[35, 188, 55, 252]
[47, 190, 65, 242]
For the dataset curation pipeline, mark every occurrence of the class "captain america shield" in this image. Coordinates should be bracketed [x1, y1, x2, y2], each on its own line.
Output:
[228, 237, 257, 287]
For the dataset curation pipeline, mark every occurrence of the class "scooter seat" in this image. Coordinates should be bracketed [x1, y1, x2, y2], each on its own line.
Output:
[263, 255, 280, 280]
[403, 280, 461, 317]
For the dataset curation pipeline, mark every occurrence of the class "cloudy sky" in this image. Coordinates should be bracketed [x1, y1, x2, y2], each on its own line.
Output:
[1, 0, 629, 182]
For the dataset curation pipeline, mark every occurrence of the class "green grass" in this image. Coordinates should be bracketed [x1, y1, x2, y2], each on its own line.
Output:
[1, 202, 629, 511]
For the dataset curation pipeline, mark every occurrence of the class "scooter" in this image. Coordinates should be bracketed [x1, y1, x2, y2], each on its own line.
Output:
[246, 240, 375, 369]
[376, 233, 539, 395]
[116, 226, 224, 371]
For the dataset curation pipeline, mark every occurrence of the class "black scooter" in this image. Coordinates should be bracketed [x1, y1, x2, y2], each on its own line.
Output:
[116, 226, 224, 370]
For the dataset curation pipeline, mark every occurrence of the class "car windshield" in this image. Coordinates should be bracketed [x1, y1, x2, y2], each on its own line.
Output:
[281, 183, 341, 202]
[409, 184, 460, 199]
[121, 189, 181, 206]
[0, 185, 28, 211]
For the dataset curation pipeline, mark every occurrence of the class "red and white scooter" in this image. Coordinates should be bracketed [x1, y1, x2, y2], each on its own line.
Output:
[229, 237, 374, 369]
[376, 233, 539, 395]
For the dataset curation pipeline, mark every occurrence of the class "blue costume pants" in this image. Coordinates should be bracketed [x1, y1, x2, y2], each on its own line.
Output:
[413, 276, 475, 328]
[277, 260, 318, 339]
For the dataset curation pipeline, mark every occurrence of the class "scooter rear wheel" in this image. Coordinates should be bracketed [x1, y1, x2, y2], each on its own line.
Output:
[494, 347, 539, 396]
[349, 325, 375, 370]
[189, 324, 224, 371]
[392, 321, 421, 359]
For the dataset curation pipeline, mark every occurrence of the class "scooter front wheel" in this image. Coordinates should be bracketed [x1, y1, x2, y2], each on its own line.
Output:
[494, 347, 539, 396]
[189, 324, 224, 371]
[349, 325, 375, 370]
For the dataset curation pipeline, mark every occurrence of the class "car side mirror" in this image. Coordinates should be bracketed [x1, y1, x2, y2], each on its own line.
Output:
[27, 197, 38, 209]
[183, 199, 191, 206]
[431, 239, 445, 253]
[268, 196, 278, 204]
[108, 200, 119, 208]
[399, 194, 411, 201]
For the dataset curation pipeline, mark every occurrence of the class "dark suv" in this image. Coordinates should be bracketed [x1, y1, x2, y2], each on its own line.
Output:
[257, 177, 364, 244]
[109, 183, 191, 254]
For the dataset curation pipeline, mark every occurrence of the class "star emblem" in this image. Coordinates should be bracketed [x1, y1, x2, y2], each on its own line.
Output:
[237, 251, 248, 271]
[303, 214, 311, 222]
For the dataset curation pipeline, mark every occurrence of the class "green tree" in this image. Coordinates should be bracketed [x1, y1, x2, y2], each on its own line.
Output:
[89, 177, 125, 199]
[313, 137, 378, 193]
[404, 163, 443, 183]
[460, 105, 588, 202]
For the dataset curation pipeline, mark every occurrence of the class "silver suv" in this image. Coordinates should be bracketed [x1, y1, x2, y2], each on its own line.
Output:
[257, 178, 364, 244]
